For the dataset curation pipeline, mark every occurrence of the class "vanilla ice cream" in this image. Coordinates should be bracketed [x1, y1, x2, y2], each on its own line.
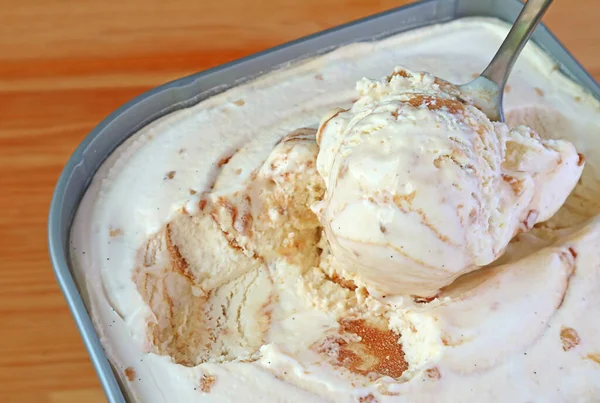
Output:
[313, 67, 584, 297]
[69, 17, 600, 403]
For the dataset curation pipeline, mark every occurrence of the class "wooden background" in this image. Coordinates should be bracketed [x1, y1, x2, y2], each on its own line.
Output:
[0, 0, 598, 401]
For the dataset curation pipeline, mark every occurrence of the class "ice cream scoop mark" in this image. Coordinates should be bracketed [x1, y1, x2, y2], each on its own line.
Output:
[560, 326, 580, 351]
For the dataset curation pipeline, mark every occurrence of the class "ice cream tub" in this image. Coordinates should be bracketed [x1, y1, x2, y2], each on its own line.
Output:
[48, 0, 600, 402]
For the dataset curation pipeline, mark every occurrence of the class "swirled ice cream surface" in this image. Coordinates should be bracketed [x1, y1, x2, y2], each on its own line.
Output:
[70, 17, 600, 403]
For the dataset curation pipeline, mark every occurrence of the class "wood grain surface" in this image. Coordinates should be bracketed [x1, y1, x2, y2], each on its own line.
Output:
[0, 0, 598, 402]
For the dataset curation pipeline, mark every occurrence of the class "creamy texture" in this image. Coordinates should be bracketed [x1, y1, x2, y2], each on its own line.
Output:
[70, 18, 600, 403]
[313, 66, 583, 297]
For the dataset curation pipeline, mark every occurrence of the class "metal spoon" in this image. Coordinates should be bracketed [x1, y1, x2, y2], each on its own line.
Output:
[459, 0, 553, 122]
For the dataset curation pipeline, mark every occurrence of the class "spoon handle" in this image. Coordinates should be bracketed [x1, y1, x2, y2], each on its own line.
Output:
[482, 0, 554, 88]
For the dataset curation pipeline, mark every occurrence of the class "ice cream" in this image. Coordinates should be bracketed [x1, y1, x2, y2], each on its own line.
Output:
[132, 128, 323, 366]
[313, 67, 584, 297]
[69, 17, 600, 403]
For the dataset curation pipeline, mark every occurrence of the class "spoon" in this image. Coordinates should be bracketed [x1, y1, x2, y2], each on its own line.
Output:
[459, 0, 553, 122]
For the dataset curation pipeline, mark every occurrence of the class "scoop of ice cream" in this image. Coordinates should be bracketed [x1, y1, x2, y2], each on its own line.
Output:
[313, 66, 584, 297]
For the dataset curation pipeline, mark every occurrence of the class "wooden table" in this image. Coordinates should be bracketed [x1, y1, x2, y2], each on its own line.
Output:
[0, 0, 598, 401]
